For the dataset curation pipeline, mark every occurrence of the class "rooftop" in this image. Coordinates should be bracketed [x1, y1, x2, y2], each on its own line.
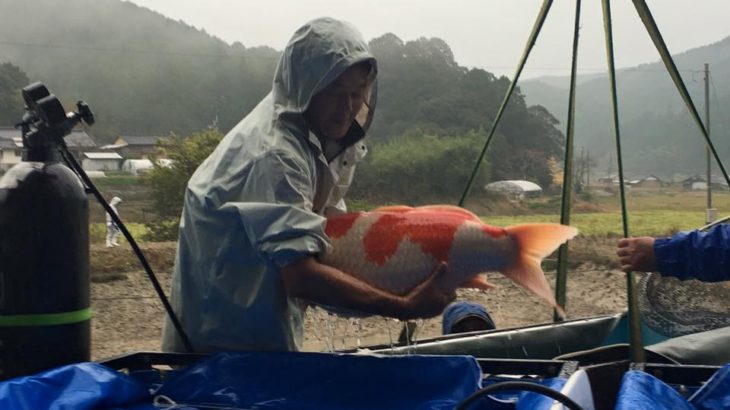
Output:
[0, 127, 96, 149]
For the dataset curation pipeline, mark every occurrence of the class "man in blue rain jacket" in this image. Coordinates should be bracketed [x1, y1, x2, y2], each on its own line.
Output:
[617, 224, 730, 281]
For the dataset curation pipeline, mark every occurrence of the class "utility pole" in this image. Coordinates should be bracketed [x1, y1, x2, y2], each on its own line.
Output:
[586, 149, 591, 189]
[705, 63, 715, 223]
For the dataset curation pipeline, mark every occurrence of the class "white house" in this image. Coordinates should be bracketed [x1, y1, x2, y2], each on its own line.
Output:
[0, 127, 96, 171]
[121, 158, 174, 176]
[122, 159, 153, 176]
[0, 137, 22, 172]
[485, 180, 543, 200]
[82, 152, 123, 172]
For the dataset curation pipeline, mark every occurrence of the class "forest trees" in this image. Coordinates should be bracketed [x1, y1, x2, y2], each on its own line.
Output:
[367, 34, 565, 195]
[0, 62, 29, 125]
[139, 34, 567, 219]
[349, 130, 491, 204]
[0, 0, 565, 189]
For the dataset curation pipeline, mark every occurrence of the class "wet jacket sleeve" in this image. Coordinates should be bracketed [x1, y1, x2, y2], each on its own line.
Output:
[219, 149, 331, 269]
[654, 224, 730, 282]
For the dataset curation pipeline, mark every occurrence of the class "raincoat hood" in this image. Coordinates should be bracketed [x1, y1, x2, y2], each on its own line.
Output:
[273, 17, 377, 136]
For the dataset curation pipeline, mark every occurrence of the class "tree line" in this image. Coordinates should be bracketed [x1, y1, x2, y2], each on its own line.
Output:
[0, 0, 568, 240]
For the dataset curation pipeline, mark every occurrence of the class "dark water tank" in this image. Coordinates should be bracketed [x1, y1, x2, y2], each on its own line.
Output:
[0, 148, 90, 380]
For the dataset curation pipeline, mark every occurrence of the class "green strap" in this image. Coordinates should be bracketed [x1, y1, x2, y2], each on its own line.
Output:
[0, 307, 92, 327]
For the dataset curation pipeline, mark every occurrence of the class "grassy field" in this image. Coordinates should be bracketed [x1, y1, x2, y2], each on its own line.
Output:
[484, 188, 730, 237]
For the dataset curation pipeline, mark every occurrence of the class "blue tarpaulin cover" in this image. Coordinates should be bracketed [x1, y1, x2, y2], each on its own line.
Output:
[690, 363, 730, 410]
[0, 351, 483, 409]
[0, 362, 149, 410]
[614, 370, 694, 410]
[154, 351, 482, 409]
[615, 363, 730, 410]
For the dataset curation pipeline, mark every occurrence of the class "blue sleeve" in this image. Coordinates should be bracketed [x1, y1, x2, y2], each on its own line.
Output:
[653, 224, 730, 281]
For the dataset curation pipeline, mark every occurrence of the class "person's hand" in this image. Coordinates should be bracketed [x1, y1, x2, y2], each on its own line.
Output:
[616, 236, 656, 272]
[401, 262, 456, 319]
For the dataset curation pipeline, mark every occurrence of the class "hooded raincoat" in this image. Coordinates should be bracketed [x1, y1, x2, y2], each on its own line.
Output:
[162, 17, 377, 352]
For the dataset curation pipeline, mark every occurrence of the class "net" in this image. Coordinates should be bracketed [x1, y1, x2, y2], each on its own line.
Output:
[639, 271, 730, 337]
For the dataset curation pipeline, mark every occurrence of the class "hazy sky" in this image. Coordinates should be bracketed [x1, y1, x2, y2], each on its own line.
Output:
[127, 0, 730, 79]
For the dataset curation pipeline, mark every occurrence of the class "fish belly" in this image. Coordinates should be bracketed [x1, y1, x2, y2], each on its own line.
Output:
[321, 213, 439, 295]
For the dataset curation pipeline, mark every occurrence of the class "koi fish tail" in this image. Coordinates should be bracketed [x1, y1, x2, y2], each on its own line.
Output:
[502, 223, 579, 316]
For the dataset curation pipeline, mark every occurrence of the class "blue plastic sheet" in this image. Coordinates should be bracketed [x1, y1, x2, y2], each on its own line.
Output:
[614, 370, 694, 410]
[690, 363, 730, 409]
[518, 377, 567, 409]
[0, 362, 149, 410]
[0, 352, 483, 409]
[615, 365, 730, 410]
[155, 351, 482, 409]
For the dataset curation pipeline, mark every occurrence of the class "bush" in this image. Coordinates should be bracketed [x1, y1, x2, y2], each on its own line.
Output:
[350, 129, 491, 204]
[143, 128, 223, 241]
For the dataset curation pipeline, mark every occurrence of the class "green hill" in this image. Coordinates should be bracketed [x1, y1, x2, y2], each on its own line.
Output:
[520, 35, 730, 178]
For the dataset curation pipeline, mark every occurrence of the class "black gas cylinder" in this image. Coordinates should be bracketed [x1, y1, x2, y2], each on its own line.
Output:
[0, 146, 90, 380]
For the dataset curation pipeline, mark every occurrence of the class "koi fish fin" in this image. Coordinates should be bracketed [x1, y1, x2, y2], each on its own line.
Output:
[415, 205, 482, 222]
[460, 274, 497, 290]
[502, 223, 578, 316]
[372, 205, 414, 213]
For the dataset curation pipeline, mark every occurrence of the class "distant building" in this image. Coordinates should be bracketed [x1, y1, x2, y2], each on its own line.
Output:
[598, 175, 623, 186]
[485, 180, 543, 200]
[682, 176, 707, 191]
[628, 175, 663, 188]
[112, 135, 161, 158]
[82, 152, 123, 172]
[122, 158, 174, 176]
[63, 130, 98, 161]
[0, 127, 96, 171]
[0, 137, 22, 172]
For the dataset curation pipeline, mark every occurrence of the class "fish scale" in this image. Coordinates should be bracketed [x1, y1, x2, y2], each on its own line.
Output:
[323, 212, 438, 295]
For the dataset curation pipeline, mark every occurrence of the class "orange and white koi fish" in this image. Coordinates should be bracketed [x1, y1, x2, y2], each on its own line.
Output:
[321, 205, 578, 313]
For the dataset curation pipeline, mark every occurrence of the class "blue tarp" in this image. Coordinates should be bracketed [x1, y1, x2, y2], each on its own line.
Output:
[0, 352, 483, 409]
[0, 362, 149, 410]
[615, 363, 730, 410]
[154, 351, 481, 409]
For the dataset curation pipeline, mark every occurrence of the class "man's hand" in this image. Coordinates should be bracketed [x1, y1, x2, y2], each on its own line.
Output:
[616, 237, 656, 272]
[400, 262, 456, 319]
[281, 257, 455, 320]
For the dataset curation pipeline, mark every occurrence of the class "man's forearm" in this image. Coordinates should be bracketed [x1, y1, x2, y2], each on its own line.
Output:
[280, 256, 410, 319]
